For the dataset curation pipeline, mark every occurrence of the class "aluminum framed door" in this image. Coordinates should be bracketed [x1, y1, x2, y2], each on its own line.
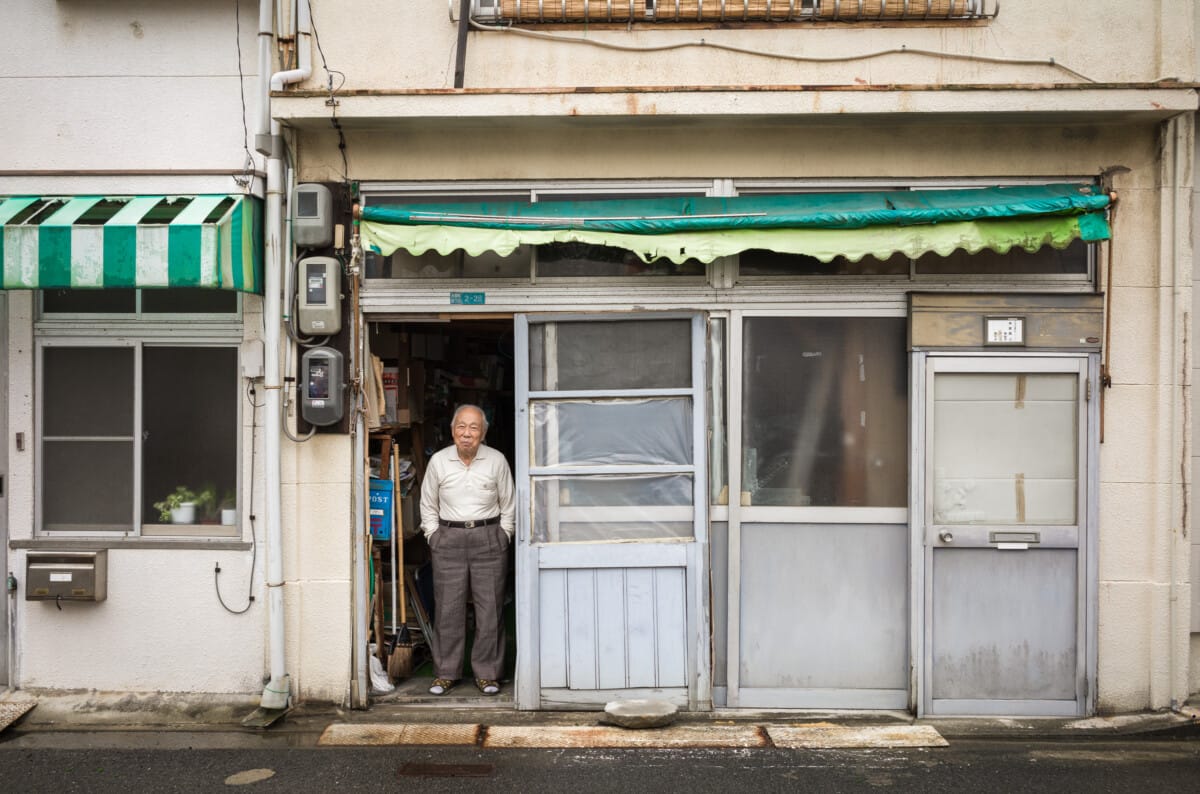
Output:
[514, 313, 710, 710]
[726, 311, 911, 709]
[919, 354, 1096, 716]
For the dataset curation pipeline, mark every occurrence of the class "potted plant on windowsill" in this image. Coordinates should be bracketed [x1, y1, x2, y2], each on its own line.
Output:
[154, 485, 199, 524]
[219, 490, 237, 526]
[194, 484, 219, 524]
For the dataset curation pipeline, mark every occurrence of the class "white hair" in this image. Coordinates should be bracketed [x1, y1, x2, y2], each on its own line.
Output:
[451, 403, 488, 434]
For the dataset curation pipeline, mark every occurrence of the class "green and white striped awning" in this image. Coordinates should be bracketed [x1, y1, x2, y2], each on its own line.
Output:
[0, 194, 263, 294]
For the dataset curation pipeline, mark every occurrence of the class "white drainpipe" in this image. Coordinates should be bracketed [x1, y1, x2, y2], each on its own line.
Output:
[255, 0, 312, 712]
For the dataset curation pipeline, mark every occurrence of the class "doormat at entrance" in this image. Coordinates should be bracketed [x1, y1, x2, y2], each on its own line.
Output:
[483, 724, 768, 749]
[318, 723, 481, 746]
[0, 700, 36, 733]
[766, 724, 948, 749]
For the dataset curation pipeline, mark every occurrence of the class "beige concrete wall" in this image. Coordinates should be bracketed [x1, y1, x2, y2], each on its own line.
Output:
[297, 119, 1156, 183]
[281, 435, 354, 704]
[1191, 117, 1200, 700]
[304, 0, 1197, 91]
[0, 0, 262, 176]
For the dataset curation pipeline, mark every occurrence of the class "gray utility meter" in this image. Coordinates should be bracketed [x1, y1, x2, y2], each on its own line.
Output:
[292, 183, 333, 248]
[296, 256, 342, 335]
[301, 346, 345, 427]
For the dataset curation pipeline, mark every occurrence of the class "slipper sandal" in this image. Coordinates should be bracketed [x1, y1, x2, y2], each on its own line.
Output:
[429, 678, 457, 695]
[476, 678, 500, 695]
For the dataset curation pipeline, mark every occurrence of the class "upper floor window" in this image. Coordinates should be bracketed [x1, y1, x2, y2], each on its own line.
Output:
[471, 0, 991, 25]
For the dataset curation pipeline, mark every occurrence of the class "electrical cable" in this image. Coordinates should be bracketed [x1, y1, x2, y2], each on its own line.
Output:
[214, 376, 261, 614]
[308, 1, 350, 180]
[466, 19, 1097, 84]
[232, 0, 256, 189]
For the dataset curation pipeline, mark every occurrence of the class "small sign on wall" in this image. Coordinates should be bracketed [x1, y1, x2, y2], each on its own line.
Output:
[984, 316, 1025, 346]
[450, 292, 486, 305]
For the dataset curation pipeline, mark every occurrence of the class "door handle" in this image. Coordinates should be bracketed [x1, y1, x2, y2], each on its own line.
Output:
[938, 530, 954, 543]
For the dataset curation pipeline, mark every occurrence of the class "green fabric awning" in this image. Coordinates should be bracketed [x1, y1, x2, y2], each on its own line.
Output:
[360, 183, 1111, 265]
[0, 194, 263, 293]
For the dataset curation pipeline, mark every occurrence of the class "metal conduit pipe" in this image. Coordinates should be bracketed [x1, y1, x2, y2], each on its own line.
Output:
[252, 0, 313, 714]
[251, 0, 292, 716]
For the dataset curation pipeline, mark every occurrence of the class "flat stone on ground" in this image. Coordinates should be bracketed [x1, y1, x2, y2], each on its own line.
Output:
[601, 699, 679, 729]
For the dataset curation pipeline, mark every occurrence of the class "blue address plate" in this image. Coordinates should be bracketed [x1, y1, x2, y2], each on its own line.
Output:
[450, 291, 486, 305]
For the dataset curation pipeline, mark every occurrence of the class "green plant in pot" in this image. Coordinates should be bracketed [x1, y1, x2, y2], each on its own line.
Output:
[154, 486, 199, 524]
[194, 484, 219, 523]
[219, 489, 237, 526]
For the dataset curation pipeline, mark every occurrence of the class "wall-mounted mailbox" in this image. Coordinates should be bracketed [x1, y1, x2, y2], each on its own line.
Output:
[26, 550, 107, 602]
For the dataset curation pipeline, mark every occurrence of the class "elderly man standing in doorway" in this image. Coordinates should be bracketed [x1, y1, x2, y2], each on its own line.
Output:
[420, 404, 515, 696]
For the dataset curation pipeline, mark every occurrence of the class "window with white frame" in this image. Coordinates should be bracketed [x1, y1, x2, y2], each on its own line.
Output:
[40, 342, 239, 535]
[38, 288, 243, 536]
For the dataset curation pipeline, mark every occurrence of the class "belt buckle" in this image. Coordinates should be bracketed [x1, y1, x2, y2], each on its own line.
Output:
[464, 519, 479, 528]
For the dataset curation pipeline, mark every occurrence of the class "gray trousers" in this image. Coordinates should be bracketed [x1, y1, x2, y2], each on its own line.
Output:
[429, 523, 510, 681]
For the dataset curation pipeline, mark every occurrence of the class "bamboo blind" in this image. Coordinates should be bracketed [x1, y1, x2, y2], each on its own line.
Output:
[488, 0, 981, 22]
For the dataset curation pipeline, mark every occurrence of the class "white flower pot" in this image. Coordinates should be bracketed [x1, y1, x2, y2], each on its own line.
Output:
[170, 502, 196, 524]
[221, 508, 237, 526]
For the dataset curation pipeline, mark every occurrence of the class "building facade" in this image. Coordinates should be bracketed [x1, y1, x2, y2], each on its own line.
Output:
[3, 0, 1200, 717]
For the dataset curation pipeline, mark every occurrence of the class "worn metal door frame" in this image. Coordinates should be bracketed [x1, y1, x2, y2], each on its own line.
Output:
[726, 308, 911, 709]
[514, 312, 711, 710]
[915, 352, 1098, 717]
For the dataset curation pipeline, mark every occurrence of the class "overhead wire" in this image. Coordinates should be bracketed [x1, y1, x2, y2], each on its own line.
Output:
[466, 19, 1097, 84]
[232, 0, 257, 189]
[308, 1, 350, 180]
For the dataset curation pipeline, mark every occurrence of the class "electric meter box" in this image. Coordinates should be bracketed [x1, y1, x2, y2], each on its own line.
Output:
[26, 550, 108, 602]
[292, 183, 334, 248]
[301, 346, 345, 426]
[297, 256, 342, 335]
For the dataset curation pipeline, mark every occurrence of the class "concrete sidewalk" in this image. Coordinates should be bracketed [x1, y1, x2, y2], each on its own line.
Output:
[2, 688, 1198, 749]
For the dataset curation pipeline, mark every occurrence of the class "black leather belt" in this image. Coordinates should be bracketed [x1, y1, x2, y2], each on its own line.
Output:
[439, 516, 501, 529]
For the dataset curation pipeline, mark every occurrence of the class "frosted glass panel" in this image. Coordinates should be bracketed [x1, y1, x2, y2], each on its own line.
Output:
[533, 474, 694, 542]
[933, 372, 1077, 525]
[532, 399, 692, 467]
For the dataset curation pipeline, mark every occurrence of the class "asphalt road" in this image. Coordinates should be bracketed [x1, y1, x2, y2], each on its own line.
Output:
[1, 737, 1198, 793]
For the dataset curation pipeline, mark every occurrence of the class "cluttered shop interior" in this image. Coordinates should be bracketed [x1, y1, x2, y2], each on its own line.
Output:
[362, 317, 517, 703]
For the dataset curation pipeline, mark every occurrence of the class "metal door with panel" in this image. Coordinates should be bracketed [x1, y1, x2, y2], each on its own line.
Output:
[920, 355, 1095, 716]
[514, 314, 709, 710]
